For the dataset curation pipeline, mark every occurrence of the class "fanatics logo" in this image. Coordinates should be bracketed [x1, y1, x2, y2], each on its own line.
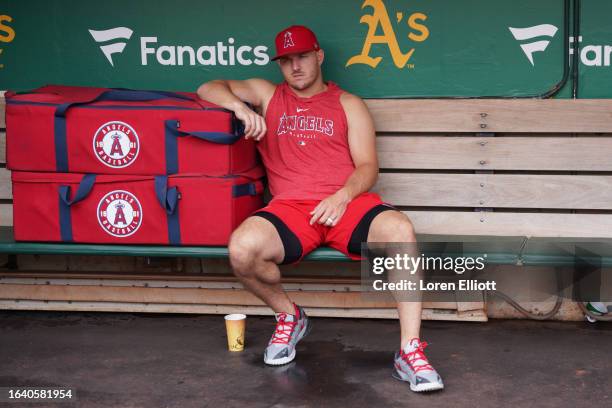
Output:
[93, 121, 140, 168]
[283, 31, 295, 49]
[97, 190, 143, 237]
[88, 26, 134, 67]
[508, 24, 558, 66]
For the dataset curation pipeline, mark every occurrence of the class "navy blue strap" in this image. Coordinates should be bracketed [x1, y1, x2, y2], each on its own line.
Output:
[232, 181, 261, 198]
[154, 176, 181, 245]
[55, 114, 69, 172]
[52, 89, 199, 172]
[164, 119, 242, 174]
[58, 174, 96, 242]
[59, 174, 96, 206]
[55, 89, 195, 117]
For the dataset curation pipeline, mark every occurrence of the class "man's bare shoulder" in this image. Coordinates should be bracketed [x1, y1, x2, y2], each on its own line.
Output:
[218, 78, 276, 110]
[242, 78, 277, 93]
[237, 78, 276, 109]
[339, 91, 371, 116]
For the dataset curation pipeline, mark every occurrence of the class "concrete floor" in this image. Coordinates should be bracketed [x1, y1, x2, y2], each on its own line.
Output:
[0, 311, 610, 408]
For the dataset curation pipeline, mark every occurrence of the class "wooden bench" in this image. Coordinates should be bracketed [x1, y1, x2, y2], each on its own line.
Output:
[2, 94, 612, 321]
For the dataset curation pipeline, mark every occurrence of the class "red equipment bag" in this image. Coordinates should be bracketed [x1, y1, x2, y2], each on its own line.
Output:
[5, 85, 257, 175]
[11, 167, 265, 245]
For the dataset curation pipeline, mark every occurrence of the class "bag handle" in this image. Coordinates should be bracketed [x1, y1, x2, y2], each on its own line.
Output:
[165, 119, 242, 145]
[55, 88, 201, 117]
[164, 119, 245, 174]
[154, 175, 180, 214]
[232, 180, 265, 197]
[59, 174, 96, 206]
[58, 174, 96, 242]
[154, 176, 181, 245]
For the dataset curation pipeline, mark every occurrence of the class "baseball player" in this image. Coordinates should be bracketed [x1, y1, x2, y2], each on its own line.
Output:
[197, 25, 443, 392]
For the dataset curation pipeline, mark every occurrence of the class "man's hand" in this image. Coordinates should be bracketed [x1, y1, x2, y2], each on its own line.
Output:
[233, 103, 267, 141]
[309, 189, 352, 227]
[197, 79, 274, 141]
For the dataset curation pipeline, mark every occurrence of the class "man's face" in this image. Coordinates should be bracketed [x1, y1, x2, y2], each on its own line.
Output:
[277, 50, 324, 91]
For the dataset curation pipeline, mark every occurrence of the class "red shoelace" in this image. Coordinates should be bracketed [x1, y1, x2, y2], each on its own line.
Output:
[400, 340, 433, 373]
[270, 313, 297, 345]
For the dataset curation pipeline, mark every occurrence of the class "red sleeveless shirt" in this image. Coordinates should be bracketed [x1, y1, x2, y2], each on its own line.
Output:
[259, 81, 355, 200]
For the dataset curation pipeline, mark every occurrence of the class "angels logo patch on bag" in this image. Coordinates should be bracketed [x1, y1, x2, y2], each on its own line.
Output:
[93, 121, 140, 168]
[97, 190, 143, 237]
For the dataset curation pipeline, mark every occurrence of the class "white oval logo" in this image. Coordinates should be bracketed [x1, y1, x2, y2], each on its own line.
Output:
[97, 190, 143, 237]
[93, 121, 140, 168]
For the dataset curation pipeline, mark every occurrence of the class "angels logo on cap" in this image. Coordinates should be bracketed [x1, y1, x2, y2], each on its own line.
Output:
[97, 190, 142, 237]
[272, 25, 320, 60]
[283, 31, 295, 49]
[93, 121, 140, 168]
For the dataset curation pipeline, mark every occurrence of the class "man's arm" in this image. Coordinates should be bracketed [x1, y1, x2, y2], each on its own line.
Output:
[339, 92, 379, 199]
[196, 78, 275, 140]
[309, 92, 379, 225]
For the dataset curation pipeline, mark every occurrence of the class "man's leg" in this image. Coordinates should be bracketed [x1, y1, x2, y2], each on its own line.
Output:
[367, 210, 444, 392]
[367, 210, 421, 349]
[228, 215, 294, 314]
[228, 213, 313, 366]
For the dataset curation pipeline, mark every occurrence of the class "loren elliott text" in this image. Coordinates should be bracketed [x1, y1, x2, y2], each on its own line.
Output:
[372, 279, 497, 291]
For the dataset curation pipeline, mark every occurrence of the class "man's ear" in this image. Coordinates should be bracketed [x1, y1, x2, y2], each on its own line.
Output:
[316, 49, 325, 65]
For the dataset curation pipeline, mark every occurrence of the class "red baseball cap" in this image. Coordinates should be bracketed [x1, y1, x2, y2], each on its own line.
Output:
[271, 25, 320, 61]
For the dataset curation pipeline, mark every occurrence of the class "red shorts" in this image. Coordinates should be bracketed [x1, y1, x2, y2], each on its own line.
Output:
[251, 192, 396, 264]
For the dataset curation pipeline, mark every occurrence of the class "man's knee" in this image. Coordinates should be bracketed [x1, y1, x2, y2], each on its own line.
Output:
[388, 213, 416, 242]
[228, 230, 263, 277]
[370, 211, 416, 243]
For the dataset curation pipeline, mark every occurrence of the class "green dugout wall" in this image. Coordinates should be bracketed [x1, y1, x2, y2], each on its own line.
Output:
[0, 0, 610, 98]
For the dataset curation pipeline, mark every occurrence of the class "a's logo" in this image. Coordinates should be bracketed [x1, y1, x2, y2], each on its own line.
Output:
[97, 190, 142, 237]
[89, 27, 134, 67]
[93, 121, 140, 168]
[347, 0, 429, 69]
[508, 24, 558, 66]
[283, 31, 295, 49]
[0, 14, 16, 70]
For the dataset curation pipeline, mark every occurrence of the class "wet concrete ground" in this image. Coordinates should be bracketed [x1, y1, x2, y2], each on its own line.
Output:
[0, 311, 610, 408]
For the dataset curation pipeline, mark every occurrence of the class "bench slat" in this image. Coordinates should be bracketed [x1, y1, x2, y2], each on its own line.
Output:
[6, 169, 612, 209]
[0, 301, 488, 321]
[0, 241, 354, 261]
[366, 99, 612, 133]
[4, 133, 612, 171]
[5, 168, 612, 210]
[0, 204, 11, 226]
[0, 97, 4, 128]
[0, 130, 5, 165]
[4, 134, 612, 171]
[5, 96, 612, 134]
[376, 173, 612, 209]
[378, 136, 612, 171]
[0, 283, 402, 308]
[3, 209, 612, 238]
[0, 168, 10, 200]
[522, 237, 612, 266]
[0, 276, 470, 311]
[407, 211, 612, 238]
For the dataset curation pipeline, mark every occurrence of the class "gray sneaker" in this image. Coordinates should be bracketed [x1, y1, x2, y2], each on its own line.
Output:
[263, 303, 310, 366]
[393, 338, 444, 392]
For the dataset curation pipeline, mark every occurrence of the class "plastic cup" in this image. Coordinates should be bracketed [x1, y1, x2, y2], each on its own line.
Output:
[224, 313, 246, 352]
